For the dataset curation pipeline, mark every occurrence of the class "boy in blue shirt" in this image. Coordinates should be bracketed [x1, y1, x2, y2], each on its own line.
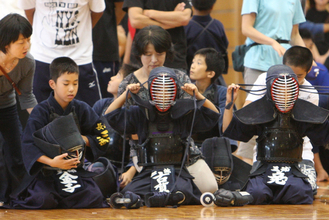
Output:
[189, 48, 227, 141]
[189, 48, 250, 191]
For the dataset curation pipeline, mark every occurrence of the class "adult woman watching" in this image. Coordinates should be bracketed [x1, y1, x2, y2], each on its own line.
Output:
[0, 13, 37, 205]
[118, 25, 191, 105]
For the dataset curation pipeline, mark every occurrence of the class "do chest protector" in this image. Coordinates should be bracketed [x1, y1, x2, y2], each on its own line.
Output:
[136, 112, 186, 166]
[256, 113, 303, 163]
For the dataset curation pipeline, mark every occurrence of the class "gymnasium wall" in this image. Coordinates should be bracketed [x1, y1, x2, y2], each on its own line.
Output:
[210, 0, 246, 108]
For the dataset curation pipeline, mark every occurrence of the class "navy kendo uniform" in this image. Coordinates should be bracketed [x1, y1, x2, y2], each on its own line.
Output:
[10, 93, 113, 209]
[224, 65, 329, 205]
[92, 97, 131, 170]
[106, 67, 220, 207]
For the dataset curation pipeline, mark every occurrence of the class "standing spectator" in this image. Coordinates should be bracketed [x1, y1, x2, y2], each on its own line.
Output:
[241, 0, 306, 85]
[299, 0, 329, 36]
[117, 22, 127, 60]
[305, 0, 329, 70]
[18, 0, 105, 106]
[0, 0, 25, 19]
[306, 0, 329, 54]
[299, 28, 329, 94]
[185, 0, 228, 79]
[93, 0, 126, 98]
[0, 0, 30, 128]
[123, 0, 192, 71]
[122, 16, 136, 65]
[0, 14, 37, 205]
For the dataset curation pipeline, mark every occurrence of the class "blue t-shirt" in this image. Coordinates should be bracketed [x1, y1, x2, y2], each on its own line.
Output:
[306, 62, 329, 92]
[242, 0, 305, 71]
[307, 62, 329, 109]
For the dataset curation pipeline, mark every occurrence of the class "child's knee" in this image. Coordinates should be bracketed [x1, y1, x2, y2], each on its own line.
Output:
[282, 182, 313, 204]
[33, 192, 58, 209]
[247, 189, 268, 204]
[246, 182, 272, 205]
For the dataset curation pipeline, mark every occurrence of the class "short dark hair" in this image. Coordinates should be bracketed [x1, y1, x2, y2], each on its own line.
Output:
[50, 57, 79, 82]
[120, 63, 140, 78]
[194, 48, 224, 83]
[132, 25, 174, 62]
[192, 0, 216, 11]
[283, 46, 313, 73]
[0, 13, 32, 54]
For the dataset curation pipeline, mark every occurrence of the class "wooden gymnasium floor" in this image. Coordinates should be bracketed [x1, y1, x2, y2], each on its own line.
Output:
[2, 182, 329, 220]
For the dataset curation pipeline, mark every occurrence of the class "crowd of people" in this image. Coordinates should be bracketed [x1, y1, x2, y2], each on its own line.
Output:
[0, 0, 329, 209]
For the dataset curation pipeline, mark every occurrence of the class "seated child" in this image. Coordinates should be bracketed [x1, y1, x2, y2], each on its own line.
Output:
[92, 63, 139, 188]
[189, 48, 249, 191]
[189, 48, 227, 144]
[104, 66, 220, 207]
[243, 46, 322, 192]
[10, 57, 111, 209]
[223, 64, 329, 205]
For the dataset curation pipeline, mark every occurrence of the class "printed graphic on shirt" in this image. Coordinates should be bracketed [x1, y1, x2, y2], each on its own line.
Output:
[42, 1, 80, 47]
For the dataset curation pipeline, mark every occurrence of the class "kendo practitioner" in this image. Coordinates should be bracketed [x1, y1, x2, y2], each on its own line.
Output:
[104, 67, 220, 207]
[9, 57, 115, 209]
[223, 64, 329, 205]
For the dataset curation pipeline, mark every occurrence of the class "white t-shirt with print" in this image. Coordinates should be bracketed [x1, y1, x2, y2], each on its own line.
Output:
[18, 0, 105, 65]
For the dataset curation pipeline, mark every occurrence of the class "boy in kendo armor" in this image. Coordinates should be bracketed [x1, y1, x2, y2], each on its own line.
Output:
[223, 64, 329, 205]
[105, 66, 220, 207]
[9, 57, 114, 209]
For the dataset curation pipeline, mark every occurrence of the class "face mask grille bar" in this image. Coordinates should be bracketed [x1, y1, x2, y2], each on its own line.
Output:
[271, 75, 299, 113]
[150, 74, 177, 112]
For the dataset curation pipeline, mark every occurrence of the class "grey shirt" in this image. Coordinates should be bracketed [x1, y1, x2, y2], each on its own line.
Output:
[0, 52, 37, 109]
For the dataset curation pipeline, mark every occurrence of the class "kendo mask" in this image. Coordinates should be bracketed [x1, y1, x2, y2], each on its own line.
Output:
[33, 113, 85, 162]
[148, 67, 179, 112]
[266, 65, 299, 113]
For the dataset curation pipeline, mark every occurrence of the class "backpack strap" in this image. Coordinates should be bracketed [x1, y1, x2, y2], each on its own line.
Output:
[0, 65, 21, 95]
[187, 19, 215, 50]
[187, 19, 227, 53]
